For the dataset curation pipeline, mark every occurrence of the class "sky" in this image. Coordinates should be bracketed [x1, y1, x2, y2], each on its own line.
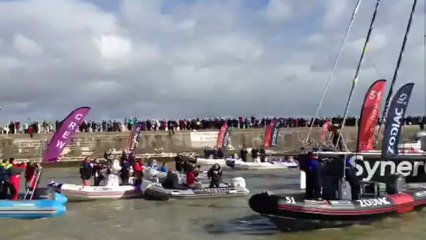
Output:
[0, 0, 424, 121]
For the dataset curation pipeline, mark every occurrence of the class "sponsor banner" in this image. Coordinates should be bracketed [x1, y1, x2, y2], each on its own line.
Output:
[354, 155, 426, 183]
[381, 82, 414, 157]
[194, 188, 228, 194]
[190, 131, 218, 148]
[356, 197, 391, 207]
[216, 123, 229, 148]
[357, 79, 386, 152]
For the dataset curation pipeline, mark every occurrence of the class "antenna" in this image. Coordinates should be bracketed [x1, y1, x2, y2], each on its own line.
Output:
[377, 0, 418, 138]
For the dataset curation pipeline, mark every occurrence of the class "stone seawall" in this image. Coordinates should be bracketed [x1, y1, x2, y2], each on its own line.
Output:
[0, 126, 420, 160]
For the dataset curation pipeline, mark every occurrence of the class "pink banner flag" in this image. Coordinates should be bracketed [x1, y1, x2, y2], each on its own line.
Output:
[43, 107, 91, 162]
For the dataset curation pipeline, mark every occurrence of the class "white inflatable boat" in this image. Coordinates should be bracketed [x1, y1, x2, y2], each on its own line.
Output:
[194, 158, 227, 167]
[143, 177, 250, 200]
[48, 159, 150, 201]
[225, 158, 299, 170]
[47, 181, 150, 201]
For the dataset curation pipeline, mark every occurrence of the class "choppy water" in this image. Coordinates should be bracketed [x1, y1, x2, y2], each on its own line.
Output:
[2, 167, 426, 240]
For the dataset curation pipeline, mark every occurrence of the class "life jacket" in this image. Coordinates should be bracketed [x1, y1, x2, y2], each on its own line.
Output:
[0, 165, 10, 182]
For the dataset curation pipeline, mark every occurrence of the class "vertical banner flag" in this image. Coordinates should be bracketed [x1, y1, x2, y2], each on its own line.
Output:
[43, 107, 91, 162]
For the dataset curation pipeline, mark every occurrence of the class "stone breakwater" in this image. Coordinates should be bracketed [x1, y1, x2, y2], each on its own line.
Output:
[0, 126, 420, 161]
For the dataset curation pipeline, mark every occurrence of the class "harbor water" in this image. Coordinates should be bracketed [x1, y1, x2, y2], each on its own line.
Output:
[2, 167, 426, 240]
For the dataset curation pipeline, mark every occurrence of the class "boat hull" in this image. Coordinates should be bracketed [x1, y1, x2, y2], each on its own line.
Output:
[195, 158, 228, 167]
[226, 159, 298, 170]
[145, 184, 250, 200]
[47, 181, 150, 201]
[249, 190, 426, 232]
[0, 191, 67, 219]
[144, 177, 250, 200]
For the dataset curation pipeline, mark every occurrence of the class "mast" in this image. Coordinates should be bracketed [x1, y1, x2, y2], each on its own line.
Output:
[377, 0, 418, 140]
[336, 0, 382, 151]
[305, 0, 363, 143]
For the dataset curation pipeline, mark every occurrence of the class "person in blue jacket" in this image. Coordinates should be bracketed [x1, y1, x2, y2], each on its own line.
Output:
[157, 162, 168, 173]
[305, 152, 322, 200]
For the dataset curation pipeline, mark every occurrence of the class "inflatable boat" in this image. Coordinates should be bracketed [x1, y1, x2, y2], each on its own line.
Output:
[194, 158, 228, 167]
[226, 158, 299, 170]
[249, 188, 426, 232]
[47, 180, 151, 201]
[0, 188, 67, 219]
[144, 177, 250, 201]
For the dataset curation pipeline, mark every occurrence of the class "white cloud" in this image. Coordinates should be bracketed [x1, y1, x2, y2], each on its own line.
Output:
[13, 34, 43, 56]
[94, 34, 131, 61]
[265, 0, 293, 23]
[0, 0, 423, 121]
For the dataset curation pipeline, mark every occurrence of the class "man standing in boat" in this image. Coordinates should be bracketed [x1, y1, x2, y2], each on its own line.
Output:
[207, 163, 223, 188]
[80, 157, 94, 186]
[305, 152, 321, 200]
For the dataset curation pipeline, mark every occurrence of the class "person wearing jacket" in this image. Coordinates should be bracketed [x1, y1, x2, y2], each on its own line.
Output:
[157, 162, 168, 173]
[207, 163, 222, 188]
[119, 151, 131, 185]
[305, 152, 322, 200]
[0, 160, 12, 199]
[133, 158, 144, 187]
[9, 158, 26, 200]
[25, 161, 41, 190]
[80, 157, 94, 186]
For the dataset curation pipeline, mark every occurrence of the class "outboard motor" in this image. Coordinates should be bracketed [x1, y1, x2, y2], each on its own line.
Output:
[47, 181, 63, 193]
[32, 187, 55, 200]
[230, 177, 246, 188]
[419, 131, 426, 151]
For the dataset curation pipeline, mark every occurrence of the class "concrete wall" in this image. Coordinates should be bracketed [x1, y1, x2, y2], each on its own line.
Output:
[0, 126, 421, 160]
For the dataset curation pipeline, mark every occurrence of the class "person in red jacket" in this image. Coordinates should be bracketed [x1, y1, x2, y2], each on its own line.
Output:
[186, 170, 197, 188]
[25, 162, 41, 191]
[133, 158, 144, 187]
[9, 158, 26, 200]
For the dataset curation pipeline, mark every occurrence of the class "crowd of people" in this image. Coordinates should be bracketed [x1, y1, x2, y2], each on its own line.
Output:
[78, 150, 223, 190]
[1, 115, 425, 136]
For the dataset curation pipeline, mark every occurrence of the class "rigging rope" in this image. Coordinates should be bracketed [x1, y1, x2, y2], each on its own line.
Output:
[377, 0, 418, 143]
[336, 0, 382, 152]
[305, 0, 363, 144]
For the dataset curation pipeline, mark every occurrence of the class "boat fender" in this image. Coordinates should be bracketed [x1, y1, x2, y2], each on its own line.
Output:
[249, 193, 280, 214]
